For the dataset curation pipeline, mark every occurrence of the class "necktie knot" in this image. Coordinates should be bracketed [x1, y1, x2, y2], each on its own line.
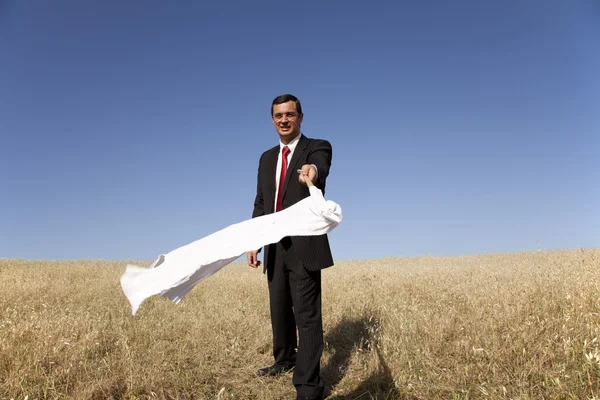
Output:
[282, 146, 290, 157]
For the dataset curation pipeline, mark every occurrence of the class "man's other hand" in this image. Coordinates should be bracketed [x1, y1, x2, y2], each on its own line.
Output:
[298, 164, 317, 186]
[247, 250, 261, 268]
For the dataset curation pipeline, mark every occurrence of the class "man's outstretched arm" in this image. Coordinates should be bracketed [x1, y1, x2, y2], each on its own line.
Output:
[299, 139, 332, 187]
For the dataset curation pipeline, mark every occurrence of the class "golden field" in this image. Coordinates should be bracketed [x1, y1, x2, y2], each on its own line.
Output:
[1, 249, 599, 399]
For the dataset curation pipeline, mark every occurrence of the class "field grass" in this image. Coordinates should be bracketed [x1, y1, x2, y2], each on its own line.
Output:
[1, 249, 599, 399]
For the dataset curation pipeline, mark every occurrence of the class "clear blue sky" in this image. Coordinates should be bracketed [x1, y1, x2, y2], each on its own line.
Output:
[1, 1, 598, 261]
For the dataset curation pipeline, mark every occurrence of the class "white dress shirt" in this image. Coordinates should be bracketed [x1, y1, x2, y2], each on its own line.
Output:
[274, 133, 318, 210]
[274, 133, 301, 209]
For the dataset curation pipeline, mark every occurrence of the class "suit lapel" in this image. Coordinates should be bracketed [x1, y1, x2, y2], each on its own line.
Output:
[282, 134, 309, 199]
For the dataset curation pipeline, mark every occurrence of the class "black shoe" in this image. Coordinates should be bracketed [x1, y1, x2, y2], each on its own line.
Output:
[256, 363, 295, 377]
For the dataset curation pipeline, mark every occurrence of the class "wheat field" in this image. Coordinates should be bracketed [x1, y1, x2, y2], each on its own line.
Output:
[1, 249, 599, 399]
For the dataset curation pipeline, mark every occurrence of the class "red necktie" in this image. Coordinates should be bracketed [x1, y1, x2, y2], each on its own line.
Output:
[276, 146, 290, 212]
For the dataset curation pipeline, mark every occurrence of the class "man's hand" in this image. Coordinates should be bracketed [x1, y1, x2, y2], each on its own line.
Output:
[247, 250, 261, 268]
[298, 164, 317, 186]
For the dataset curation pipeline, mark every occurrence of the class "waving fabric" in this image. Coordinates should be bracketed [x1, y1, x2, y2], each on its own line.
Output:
[120, 186, 342, 315]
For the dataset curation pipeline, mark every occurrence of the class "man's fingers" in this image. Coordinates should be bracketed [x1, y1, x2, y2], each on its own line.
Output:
[298, 173, 307, 184]
[298, 164, 316, 185]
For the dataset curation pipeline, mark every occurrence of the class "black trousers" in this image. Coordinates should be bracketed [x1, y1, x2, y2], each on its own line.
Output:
[267, 237, 324, 398]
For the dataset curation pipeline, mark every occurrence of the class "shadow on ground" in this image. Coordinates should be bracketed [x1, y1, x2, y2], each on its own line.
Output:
[322, 315, 406, 399]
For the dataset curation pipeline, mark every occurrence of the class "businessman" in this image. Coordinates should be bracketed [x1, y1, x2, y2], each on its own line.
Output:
[247, 94, 334, 400]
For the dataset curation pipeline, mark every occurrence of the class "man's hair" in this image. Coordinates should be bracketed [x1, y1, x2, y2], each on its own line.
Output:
[271, 94, 303, 116]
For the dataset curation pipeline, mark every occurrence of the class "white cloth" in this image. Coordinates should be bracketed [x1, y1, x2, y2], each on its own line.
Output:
[120, 185, 342, 315]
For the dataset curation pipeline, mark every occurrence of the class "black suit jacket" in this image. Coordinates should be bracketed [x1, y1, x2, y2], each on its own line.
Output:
[252, 134, 334, 272]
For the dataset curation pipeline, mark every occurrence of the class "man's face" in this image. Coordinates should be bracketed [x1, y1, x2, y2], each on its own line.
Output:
[272, 101, 303, 142]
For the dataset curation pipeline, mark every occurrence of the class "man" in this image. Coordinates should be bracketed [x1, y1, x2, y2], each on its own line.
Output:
[247, 94, 334, 400]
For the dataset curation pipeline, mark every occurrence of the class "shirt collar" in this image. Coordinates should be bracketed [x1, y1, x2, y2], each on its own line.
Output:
[280, 132, 302, 153]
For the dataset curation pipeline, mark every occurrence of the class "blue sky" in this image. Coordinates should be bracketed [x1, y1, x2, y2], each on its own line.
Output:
[1, 1, 598, 261]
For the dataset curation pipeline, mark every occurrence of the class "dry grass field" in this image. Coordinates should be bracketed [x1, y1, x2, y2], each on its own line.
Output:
[1, 249, 599, 399]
